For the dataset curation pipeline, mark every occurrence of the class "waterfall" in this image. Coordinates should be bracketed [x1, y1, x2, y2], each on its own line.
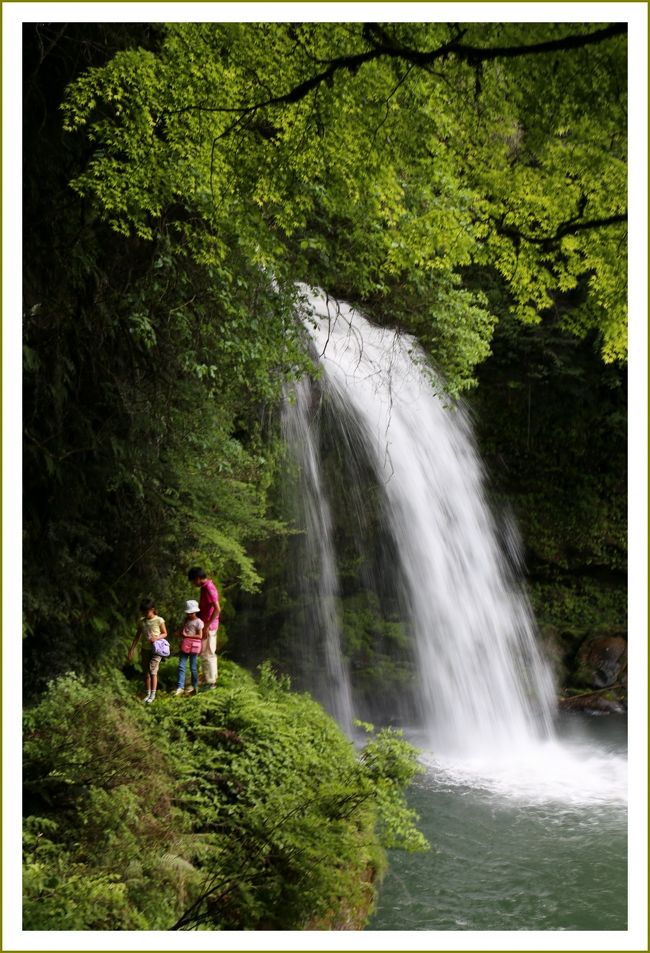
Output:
[281, 377, 354, 731]
[284, 287, 556, 755]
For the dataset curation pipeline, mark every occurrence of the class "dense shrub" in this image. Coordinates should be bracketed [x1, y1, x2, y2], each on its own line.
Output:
[23, 673, 194, 929]
[23, 663, 425, 930]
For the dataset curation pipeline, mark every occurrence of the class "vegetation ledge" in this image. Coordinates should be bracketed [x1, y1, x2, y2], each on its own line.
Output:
[23, 661, 427, 931]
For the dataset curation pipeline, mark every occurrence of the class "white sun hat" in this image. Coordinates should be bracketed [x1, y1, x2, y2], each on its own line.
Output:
[184, 599, 200, 614]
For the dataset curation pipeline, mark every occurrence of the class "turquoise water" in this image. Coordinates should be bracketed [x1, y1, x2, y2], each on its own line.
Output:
[369, 717, 627, 931]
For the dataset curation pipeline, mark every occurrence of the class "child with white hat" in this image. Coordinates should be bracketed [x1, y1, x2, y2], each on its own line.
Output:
[174, 599, 205, 696]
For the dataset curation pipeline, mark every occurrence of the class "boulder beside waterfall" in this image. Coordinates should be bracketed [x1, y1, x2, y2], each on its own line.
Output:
[575, 634, 627, 689]
[541, 625, 627, 714]
[558, 692, 626, 715]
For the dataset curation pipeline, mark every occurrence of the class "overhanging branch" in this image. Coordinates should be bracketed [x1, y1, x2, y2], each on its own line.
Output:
[271, 23, 628, 105]
[496, 211, 627, 248]
[160, 23, 627, 129]
[392, 22, 627, 66]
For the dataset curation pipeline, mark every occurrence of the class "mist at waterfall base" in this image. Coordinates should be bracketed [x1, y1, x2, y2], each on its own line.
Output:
[281, 288, 627, 931]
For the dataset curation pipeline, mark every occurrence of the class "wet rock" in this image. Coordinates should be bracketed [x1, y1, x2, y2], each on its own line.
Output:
[559, 692, 626, 715]
[575, 634, 627, 689]
[539, 624, 569, 685]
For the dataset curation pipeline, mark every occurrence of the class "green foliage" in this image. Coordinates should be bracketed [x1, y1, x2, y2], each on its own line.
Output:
[470, 297, 627, 636]
[23, 664, 426, 931]
[516, 487, 626, 573]
[341, 591, 415, 716]
[23, 25, 311, 692]
[158, 661, 426, 929]
[357, 725, 428, 852]
[530, 579, 627, 634]
[61, 22, 626, 374]
[23, 829, 137, 931]
[23, 673, 195, 930]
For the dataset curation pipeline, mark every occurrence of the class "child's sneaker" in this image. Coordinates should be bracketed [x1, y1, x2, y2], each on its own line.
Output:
[145, 692, 156, 705]
[143, 692, 152, 703]
[174, 687, 184, 696]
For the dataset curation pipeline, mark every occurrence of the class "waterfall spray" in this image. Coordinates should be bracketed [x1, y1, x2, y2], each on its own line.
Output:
[281, 377, 354, 731]
[284, 287, 556, 755]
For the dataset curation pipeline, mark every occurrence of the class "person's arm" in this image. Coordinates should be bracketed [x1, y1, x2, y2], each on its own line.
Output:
[211, 582, 221, 616]
[127, 624, 142, 662]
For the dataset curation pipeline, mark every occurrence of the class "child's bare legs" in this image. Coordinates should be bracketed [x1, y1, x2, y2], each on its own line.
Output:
[144, 670, 154, 702]
[145, 656, 161, 704]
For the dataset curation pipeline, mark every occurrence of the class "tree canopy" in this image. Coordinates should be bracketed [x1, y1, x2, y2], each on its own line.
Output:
[62, 21, 627, 378]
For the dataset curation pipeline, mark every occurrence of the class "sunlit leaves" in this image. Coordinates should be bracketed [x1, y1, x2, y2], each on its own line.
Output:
[62, 22, 626, 373]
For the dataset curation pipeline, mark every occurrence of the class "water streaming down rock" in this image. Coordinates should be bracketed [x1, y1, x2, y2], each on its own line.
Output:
[281, 377, 355, 731]
[285, 287, 556, 755]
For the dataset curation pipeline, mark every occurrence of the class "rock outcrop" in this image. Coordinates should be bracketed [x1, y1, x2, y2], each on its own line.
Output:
[542, 626, 627, 715]
[574, 634, 627, 689]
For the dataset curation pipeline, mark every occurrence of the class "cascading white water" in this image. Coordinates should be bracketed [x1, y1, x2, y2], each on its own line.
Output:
[281, 377, 354, 731]
[289, 286, 556, 757]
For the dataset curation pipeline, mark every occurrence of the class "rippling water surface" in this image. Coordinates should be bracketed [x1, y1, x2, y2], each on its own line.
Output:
[368, 717, 627, 931]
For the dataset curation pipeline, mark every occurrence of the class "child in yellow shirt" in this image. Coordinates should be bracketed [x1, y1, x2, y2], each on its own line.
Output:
[128, 598, 168, 704]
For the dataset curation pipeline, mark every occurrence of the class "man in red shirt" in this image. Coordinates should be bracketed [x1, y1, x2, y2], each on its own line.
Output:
[187, 567, 221, 689]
